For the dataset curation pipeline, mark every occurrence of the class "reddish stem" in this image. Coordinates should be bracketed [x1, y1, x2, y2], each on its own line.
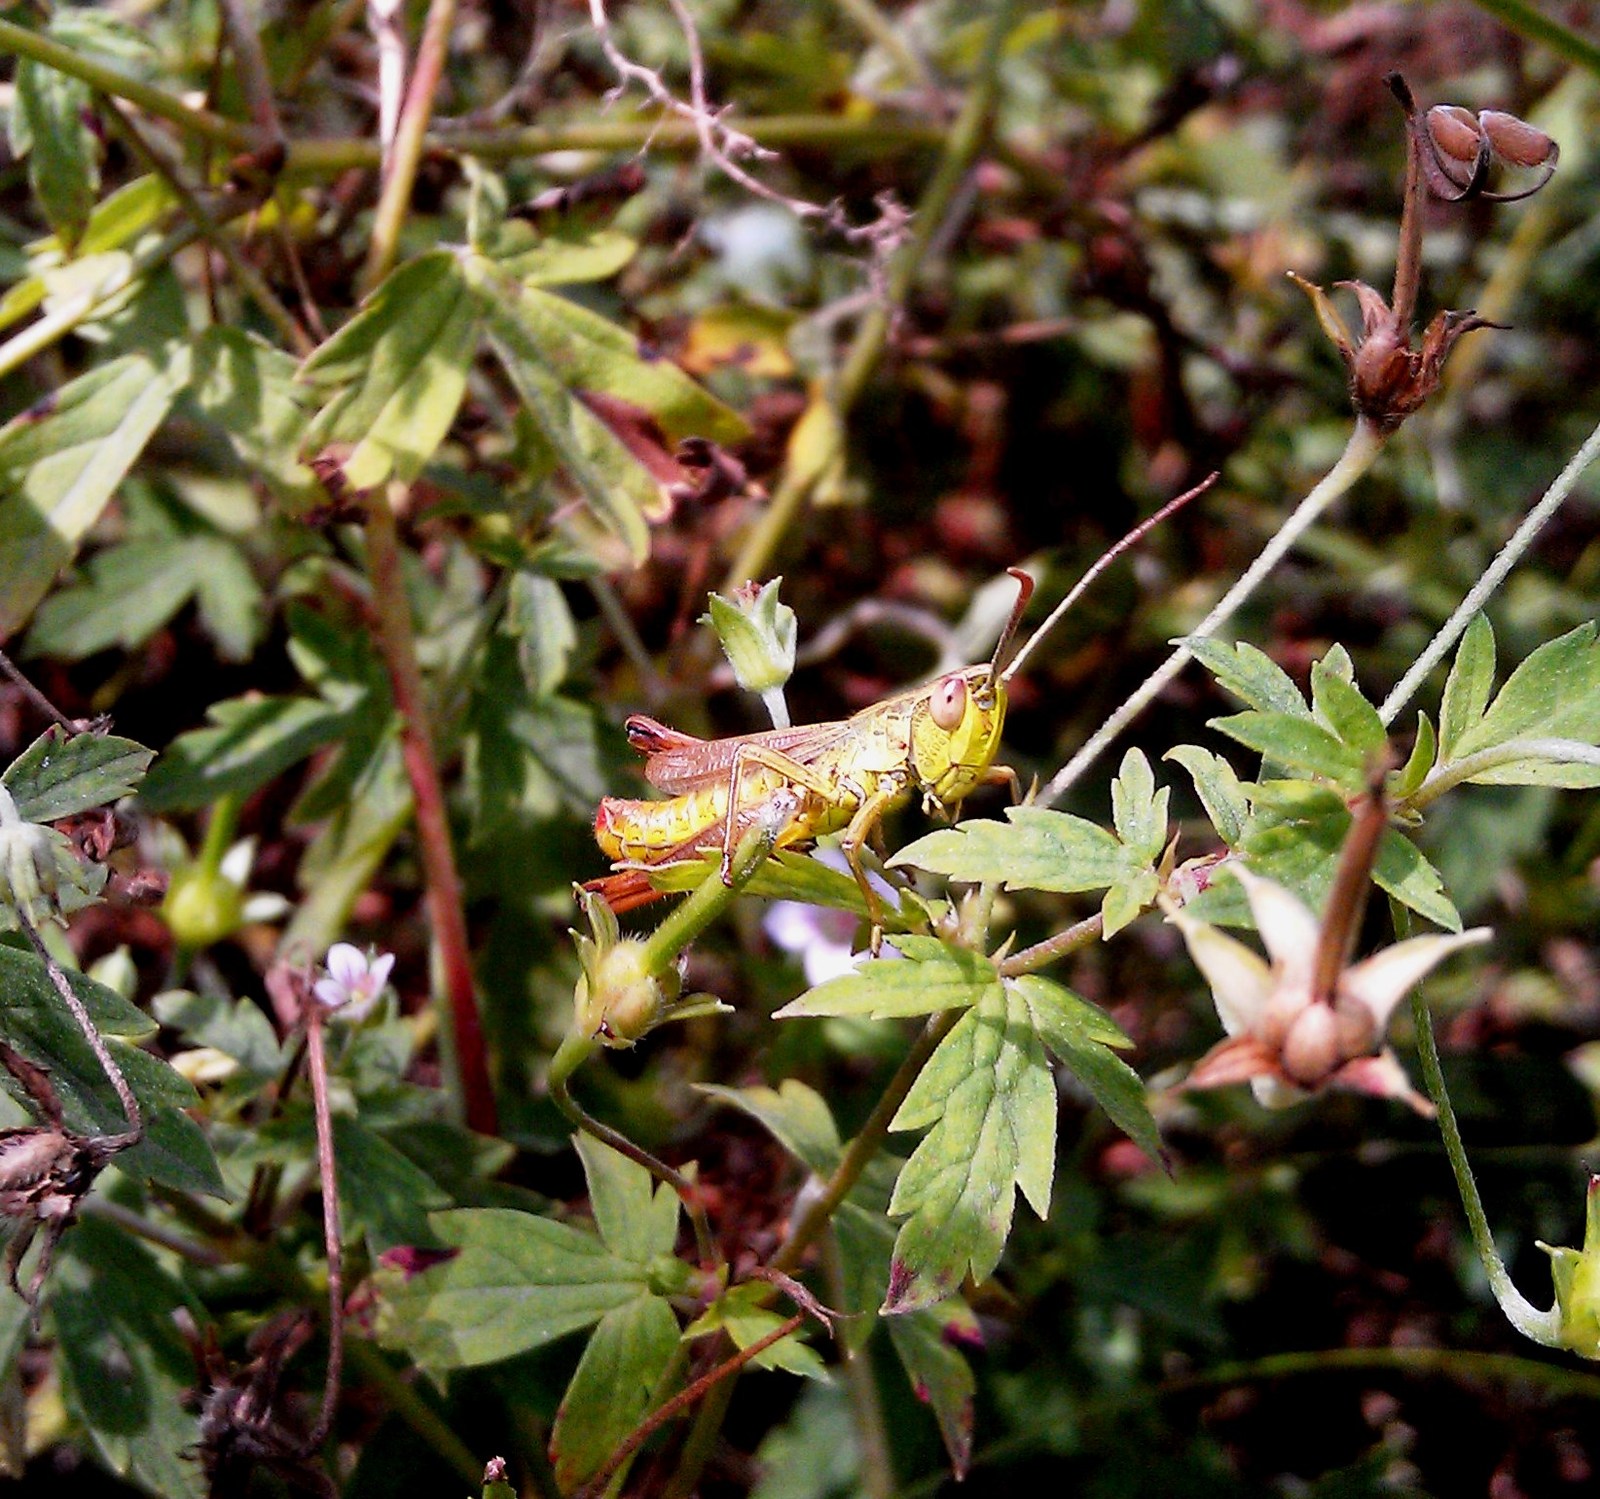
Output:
[364, 495, 497, 1134]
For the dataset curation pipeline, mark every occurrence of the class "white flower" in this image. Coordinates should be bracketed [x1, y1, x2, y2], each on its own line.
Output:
[312, 943, 395, 1022]
[1164, 865, 1490, 1114]
[762, 847, 900, 985]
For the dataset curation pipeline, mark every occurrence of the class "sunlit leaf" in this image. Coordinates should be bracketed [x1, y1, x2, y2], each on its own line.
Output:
[774, 936, 998, 1021]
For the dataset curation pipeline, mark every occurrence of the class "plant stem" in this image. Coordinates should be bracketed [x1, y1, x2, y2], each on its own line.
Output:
[548, 1035, 718, 1269]
[998, 912, 1104, 977]
[719, 0, 1021, 591]
[1411, 739, 1600, 809]
[301, 1010, 346, 1451]
[0, 18, 255, 151]
[822, 1227, 895, 1499]
[361, 0, 459, 293]
[1040, 418, 1387, 807]
[17, 912, 141, 1146]
[343, 1341, 483, 1484]
[1378, 410, 1600, 726]
[363, 490, 497, 1134]
[581, 1314, 806, 1499]
[1409, 989, 1561, 1345]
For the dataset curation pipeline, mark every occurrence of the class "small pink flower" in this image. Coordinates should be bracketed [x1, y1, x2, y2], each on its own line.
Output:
[313, 943, 395, 1022]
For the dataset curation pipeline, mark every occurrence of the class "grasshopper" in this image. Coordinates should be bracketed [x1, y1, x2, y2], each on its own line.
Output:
[587, 481, 1213, 930]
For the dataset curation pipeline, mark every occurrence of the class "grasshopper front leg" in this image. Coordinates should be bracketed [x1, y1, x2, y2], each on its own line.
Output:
[840, 779, 908, 954]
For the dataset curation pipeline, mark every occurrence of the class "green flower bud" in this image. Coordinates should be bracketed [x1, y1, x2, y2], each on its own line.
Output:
[163, 864, 247, 949]
[1539, 1174, 1600, 1359]
[574, 938, 681, 1048]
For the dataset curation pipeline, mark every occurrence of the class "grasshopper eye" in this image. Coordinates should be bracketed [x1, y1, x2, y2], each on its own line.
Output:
[930, 675, 967, 731]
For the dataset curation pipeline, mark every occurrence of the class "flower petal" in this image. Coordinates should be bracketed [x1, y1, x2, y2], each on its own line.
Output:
[1228, 867, 1320, 986]
[1331, 1050, 1435, 1116]
[1166, 905, 1273, 1036]
[325, 942, 366, 983]
[1341, 928, 1491, 1032]
[367, 952, 396, 990]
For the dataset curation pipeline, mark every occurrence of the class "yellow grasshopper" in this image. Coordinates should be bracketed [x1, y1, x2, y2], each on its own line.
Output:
[587, 482, 1212, 927]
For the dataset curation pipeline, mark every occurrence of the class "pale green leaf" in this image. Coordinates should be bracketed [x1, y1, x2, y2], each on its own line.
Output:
[695, 1080, 842, 1175]
[575, 1134, 680, 1265]
[774, 936, 998, 1020]
[1455, 621, 1600, 762]
[1310, 660, 1386, 757]
[1183, 636, 1309, 716]
[506, 571, 576, 698]
[1110, 748, 1167, 864]
[1209, 710, 1365, 787]
[893, 806, 1133, 894]
[1164, 744, 1247, 847]
[1390, 713, 1436, 801]
[1438, 613, 1496, 761]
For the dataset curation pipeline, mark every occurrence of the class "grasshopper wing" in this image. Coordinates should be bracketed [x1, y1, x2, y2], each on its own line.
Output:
[629, 717, 858, 795]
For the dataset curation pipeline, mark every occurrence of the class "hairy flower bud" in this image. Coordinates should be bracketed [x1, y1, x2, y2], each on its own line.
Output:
[1539, 1175, 1600, 1359]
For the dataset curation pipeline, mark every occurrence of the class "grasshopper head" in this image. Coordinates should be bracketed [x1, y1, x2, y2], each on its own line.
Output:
[910, 664, 1008, 804]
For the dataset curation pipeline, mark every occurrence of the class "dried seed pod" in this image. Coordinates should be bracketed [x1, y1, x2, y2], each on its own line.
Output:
[1479, 109, 1558, 169]
[1424, 105, 1487, 187]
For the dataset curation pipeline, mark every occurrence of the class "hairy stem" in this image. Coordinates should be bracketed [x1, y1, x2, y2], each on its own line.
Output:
[1411, 739, 1600, 809]
[999, 913, 1104, 977]
[1041, 419, 1387, 806]
[363, 491, 497, 1134]
[1378, 411, 1600, 726]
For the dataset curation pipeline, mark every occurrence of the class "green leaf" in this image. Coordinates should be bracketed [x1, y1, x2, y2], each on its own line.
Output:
[640, 847, 879, 920]
[684, 1281, 828, 1380]
[1209, 710, 1365, 788]
[893, 806, 1133, 894]
[1183, 636, 1309, 716]
[1101, 867, 1158, 938]
[1310, 659, 1386, 757]
[505, 571, 576, 698]
[26, 535, 261, 661]
[574, 1134, 681, 1264]
[887, 1305, 978, 1479]
[0, 348, 191, 637]
[550, 1294, 680, 1489]
[1391, 713, 1436, 801]
[10, 17, 101, 250]
[0, 947, 224, 1197]
[54, 1217, 204, 1499]
[1164, 745, 1247, 847]
[1109, 748, 1168, 865]
[331, 1116, 451, 1249]
[138, 694, 351, 812]
[151, 988, 284, 1086]
[1453, 621, 1600, 773]
[2, 729, 153, 822]
[496, 224, 639, 285]
[774, 936, 999, 1020]
[299, 250, 480, 487]
[1013, 974, 1163, 1164]
[1373, 827, 1461, 932]
[1438, 613, 1496, 761]
[187, 327, 319, 505]
[884, 982, 1056, 1312]
[695, 1080, 842, 1175]
[375, 1207, 651, 1372]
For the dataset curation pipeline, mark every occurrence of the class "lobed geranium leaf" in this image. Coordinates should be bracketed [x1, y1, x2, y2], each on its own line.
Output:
[1164, 745, 1247, 847]
[1110, 748, 1168, 866]
[299, 250, 480, 488]
[550, 1294, 681, 1489]
[188, 328, 319, 505]
[696, 1080, 842, 1176]
[1183, 636, 1310, 717]
[1391, 713, 1436, 801]
[505, 571, 576, 699]
[574, 1134, 680, 1265]
[684, 1281, 828, 1380]
[893, 806, 1133, 895]
[1209, 709, 1365, 788]
[884, 982, 1056, 1313]
[2, 729, 153, 822]
[1438, 613, 1497, 762]
[886, 1303, 979, 1479]
[1013, 974, 1163, 1164]
[774, 936, 998, 1021]
[0, 347, 191, 638]
[1310, 659, 1386, 758]
[375, 1207, 652, 1373]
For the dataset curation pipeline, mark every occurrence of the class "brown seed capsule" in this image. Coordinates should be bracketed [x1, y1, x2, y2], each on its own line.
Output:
[1479, 110, 1558, 170]
[1424, 104, 1485, 185]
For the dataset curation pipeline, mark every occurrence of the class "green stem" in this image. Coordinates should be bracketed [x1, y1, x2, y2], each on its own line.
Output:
[361, 0, 460, 293]
[548, 1038, 719, 1270]
[0, 18, 255, 150]
[822, 1228, 895, 1499]
[637, 825, 778, 974]
[998, 912, 1104, 977]
[343, 1341, 482, 1484]
[1409, 988, 1561, 1345]
[719, 0, 1022, 591]
[1411, 739, 1600, 810]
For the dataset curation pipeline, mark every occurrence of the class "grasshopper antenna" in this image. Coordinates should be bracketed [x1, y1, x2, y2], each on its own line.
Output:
[1001, 472, 1219, 685]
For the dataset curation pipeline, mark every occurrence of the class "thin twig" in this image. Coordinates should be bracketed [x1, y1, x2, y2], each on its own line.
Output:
[215, 0, 289, 154]
[998, 913, 1104, 978]
[362, 490, 497, 1134]
[0, 650, 82, 734]
[361, 0, 459, 293]
[578, 1313, 806, 1499]
[301, 1010, 347, 1452]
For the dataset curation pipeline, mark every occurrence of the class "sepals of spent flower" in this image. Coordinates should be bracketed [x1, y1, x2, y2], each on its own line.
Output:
[1164, 865, 1490, 1113]
[0, 786, 86, 925]
[704, 579, 797, 700]
[1537, 1174, 1600, 1359]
